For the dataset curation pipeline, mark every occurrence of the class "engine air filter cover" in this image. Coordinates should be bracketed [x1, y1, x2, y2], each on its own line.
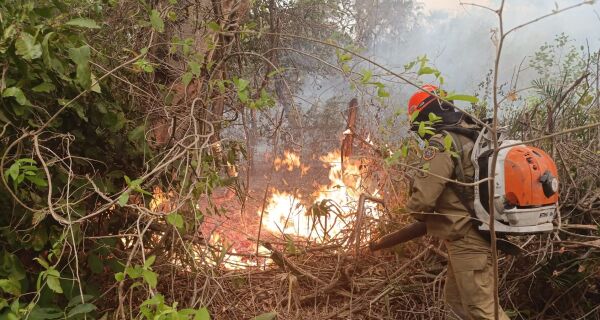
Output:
[497, 145, 559, 208]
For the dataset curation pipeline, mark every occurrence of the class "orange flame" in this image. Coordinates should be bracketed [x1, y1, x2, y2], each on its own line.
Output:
[274, 150, 308, 173]
[260, 150, 379, 242]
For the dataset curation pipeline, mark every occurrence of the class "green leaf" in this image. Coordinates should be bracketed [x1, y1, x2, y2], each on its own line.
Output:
[194, 307, 210, 320]
[445, 94, 479, 103]
[90, 73, 101, 93]
[182, 72, 193, 87]
[404, 60, 417, 71]
[133, 58, 154, 73]
[166, 213, 184, 229]
[338, 52, 352, 62]
[428, 112, 442, 122]
[3, 87, 32, 106]
[401, 144, 408, 158]
[143, 255, 156, 269]
[233, 78, 250, 103]
[0, 279, 21, 296]
[417, 122, 426, 137]
[67, 294, 94, 308]
[46, 272, 63, 293]
[29, 307, 63, 320]
[233, 77, 249, 91]
[443, 135, 453, 151]
[41, 32, 55, 65]
[34, 257, 50, 269]
[16, 173, 24, 186]
[410, 110, 420, 122]
[126, 266, 143, 279]
[25, 175, 48, 187]
[65, 18, 100, 29]
[251, 312, 277, 320]
[68, 45, 92, 88]
[267, 67, 285, 78]
[118, 192, 130, 207]
[141, 294, 164, 307]
[189, 61, 201, 76]
[130, 178, 143, 188]
[377, 87, 389, 98]
[8, 299, 18, 315]
[150, 10, 165, 33]
[417, 66, 437, 76]
[15, 32, 42, 60]
[128, 125, 146, 143]
[207, 21, 220, 32]
[114, 272, 125, 281]
[361, 69, 372, 84]
[6, 163, 19, 181]
[142, 270, 157, 288]
[70, 103, 88, 122]
[68, 45, 90, 65]
[32, 82, 56, 93]
[16, 158, 36, 165]
[2, 24, 16, 41]
[384, 149, 400, 166]
[67, 303, 97, 318]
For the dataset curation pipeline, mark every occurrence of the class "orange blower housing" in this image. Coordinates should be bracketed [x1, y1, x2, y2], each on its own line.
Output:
[502, 146, 559, 207]
[473, 132, 559, 234]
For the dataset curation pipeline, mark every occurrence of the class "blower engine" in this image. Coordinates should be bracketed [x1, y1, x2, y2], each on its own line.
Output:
[472, 127, 559, 234]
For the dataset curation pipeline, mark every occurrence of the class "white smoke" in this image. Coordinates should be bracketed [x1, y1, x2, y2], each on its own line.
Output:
[290, 0, 600, 147]
[374, 0, 600, 93]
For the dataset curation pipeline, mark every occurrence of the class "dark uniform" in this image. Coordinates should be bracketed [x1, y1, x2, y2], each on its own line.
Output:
[406, 128, 510, 320]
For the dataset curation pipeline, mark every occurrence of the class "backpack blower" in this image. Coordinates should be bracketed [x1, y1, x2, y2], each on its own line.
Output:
[344, 87, 560, 251]
[369, 127, 559, 253]
[472, 126, 559, 233]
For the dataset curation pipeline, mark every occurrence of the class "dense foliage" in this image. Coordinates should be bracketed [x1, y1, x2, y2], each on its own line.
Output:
[0, 0, 211, 317]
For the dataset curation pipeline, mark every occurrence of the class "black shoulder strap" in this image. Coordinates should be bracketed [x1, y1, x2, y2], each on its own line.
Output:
[442, 130, 479, 224]
[442, 131, 522, 255]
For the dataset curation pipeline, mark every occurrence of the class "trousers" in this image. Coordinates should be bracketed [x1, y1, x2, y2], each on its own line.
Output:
[443, 228, 510, 320]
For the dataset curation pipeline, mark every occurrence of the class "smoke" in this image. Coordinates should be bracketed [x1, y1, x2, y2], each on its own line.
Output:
[286, 0, 600, 149]
[297, 0, 600, 101]
[373, 0, 600, 94]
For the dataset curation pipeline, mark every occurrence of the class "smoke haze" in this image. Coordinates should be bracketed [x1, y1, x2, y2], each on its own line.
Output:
[380, 0, 600, 93]
[298, 0, 600, 103]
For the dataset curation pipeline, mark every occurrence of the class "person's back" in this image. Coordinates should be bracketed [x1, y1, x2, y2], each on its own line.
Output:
[404, 85, 510, 320]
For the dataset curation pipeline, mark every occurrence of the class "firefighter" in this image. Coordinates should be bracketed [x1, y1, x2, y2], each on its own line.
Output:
[405, 85, 510, 320]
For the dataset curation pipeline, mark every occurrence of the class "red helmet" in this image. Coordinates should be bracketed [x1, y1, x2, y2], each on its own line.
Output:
[407, 84, 442, 118]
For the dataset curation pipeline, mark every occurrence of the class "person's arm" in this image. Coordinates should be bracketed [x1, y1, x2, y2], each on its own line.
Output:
[406, 136, 455, 216]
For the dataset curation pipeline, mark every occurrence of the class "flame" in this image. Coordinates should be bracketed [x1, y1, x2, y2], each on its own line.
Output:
[150, 186, 174, 212]
[260, 150, 379, 242]
[260, 191, 310, 236]
[315, 151, 362, 202]
[274, 151, 304, 172]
